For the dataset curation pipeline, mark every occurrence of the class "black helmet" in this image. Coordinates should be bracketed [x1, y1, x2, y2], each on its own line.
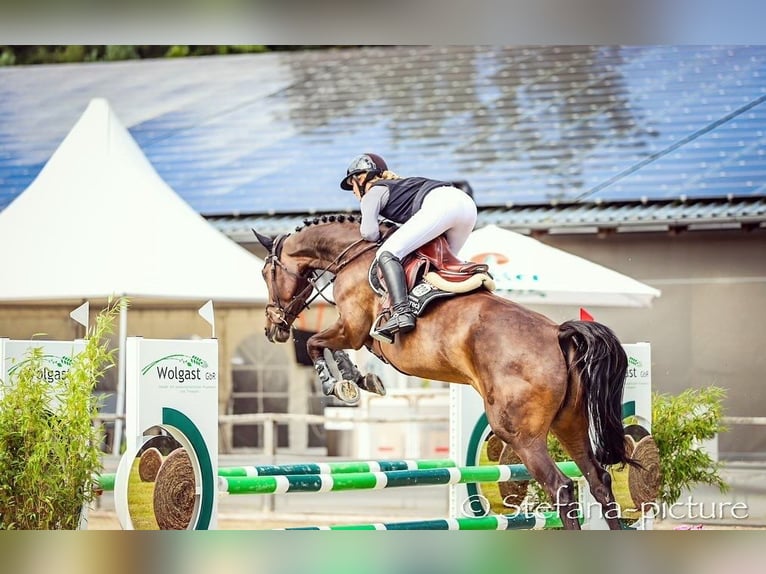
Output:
[340, 153, 388, 190]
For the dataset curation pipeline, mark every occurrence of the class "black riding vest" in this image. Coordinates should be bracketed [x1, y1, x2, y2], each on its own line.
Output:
[374, 177, 453, 224]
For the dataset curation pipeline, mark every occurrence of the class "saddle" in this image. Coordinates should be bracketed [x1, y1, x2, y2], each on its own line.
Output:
[369, 235, 496, 319]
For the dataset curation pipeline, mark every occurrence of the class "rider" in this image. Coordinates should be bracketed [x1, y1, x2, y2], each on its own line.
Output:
[341, 153, 478, 340]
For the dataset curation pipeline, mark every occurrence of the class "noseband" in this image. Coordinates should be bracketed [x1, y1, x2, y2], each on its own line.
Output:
[264, 235, 308, 329]
[264, 234, 377, 330]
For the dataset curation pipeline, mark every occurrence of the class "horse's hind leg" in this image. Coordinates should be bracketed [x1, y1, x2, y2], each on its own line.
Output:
[488, 415, 581, 530]
[552, 409, 623, 530]
[509, 438, 582, 529]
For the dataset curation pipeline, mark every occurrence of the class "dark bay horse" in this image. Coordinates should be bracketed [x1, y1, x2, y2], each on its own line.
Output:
[255, 214, 633, 530]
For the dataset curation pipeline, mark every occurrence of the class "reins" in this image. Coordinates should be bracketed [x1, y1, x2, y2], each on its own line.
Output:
[265, 235, 378, 327]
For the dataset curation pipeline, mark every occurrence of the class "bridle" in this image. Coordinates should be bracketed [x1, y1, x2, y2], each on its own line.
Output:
[263, 233, 378, 331]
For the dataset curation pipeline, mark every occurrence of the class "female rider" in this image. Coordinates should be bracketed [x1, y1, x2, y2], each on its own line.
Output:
[341, 153, 478, 340]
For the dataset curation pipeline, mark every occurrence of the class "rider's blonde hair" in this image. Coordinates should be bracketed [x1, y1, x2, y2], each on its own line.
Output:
[370, 170, 401, 182]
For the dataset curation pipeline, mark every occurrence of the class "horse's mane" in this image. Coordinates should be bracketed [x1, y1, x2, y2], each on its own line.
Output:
[294, 213, 361, 233]
[293, 213, 396, 236]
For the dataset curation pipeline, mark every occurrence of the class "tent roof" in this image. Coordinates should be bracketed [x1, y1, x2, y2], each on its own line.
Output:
[459, 225, 661, 308]
[0, 98, 268, 305]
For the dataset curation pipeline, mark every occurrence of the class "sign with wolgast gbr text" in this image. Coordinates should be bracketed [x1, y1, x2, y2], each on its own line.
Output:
[0, 338, 87, 407]
[116, 337, 218, 530]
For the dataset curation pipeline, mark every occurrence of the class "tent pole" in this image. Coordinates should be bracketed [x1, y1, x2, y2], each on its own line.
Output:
[111, 300, 128, 456]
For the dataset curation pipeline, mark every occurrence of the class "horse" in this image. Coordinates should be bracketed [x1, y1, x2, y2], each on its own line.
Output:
[254, 214, 634, 530]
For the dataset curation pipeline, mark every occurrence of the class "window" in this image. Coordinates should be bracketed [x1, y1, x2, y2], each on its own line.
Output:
[231, 333, 291, 448]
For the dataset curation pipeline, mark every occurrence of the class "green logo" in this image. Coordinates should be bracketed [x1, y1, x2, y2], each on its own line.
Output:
[628, 356, 641, 367]
[7, 354, 73, 376]
[141, 354, 208, 376]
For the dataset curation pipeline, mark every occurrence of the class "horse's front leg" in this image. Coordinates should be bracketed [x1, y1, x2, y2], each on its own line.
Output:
[306, 321, 364, 404]
[332, 350, 386, 397]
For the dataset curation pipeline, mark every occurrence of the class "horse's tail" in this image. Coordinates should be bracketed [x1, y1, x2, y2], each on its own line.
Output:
[558, 320, 633, 467]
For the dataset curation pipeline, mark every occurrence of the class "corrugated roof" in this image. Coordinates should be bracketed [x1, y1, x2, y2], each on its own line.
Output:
[208, 197, 766, 240]
[1, 45, 765, 218]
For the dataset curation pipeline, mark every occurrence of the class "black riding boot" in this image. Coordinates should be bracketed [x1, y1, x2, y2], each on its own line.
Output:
[376, 251, 416, 337]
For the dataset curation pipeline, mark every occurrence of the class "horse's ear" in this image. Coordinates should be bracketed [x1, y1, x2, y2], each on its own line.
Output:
[252, 229, 274, 252]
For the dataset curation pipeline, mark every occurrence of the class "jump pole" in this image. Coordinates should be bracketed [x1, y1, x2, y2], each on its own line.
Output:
[219, 462, 581, 495]
[97, 458, 460, 489]
[284, 511, 574, 530]
[218, 458, 457, 477]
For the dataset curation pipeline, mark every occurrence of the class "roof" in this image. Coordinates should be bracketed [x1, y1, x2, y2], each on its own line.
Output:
[211, 197, 766, 240]
[1, 45, 765, 230]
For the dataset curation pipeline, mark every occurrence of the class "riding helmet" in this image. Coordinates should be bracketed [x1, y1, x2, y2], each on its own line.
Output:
[340, 153, 388, 190]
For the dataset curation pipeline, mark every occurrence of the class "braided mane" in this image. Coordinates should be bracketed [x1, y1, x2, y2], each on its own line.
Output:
[294, 213, 361, 233]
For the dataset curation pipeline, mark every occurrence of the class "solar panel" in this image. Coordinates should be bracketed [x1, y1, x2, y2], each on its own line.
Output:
[0, 45, 765, 215]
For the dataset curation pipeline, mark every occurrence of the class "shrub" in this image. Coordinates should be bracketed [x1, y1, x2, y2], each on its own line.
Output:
[0, 299, 123, 529]
[651, 386, 728, 506]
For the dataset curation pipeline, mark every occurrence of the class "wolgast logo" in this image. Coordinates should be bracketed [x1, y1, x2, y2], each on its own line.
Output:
[40, 366, 67, 383]
[156, 364, 201, 383]
[8, 354, 73, 383]
[142, 354, 213, 383]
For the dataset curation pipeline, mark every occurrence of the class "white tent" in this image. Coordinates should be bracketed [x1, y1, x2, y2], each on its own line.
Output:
[459, 224, 660, 308]
[0, 98, 269, 452]
[0, 98, 268, 304]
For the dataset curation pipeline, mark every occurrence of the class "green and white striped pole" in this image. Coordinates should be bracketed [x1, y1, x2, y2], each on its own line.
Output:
[95, 458, 460, 491]
[217, 458, 458, 477]
[284, 511, 574, 530]
[219, 462, 582, 495]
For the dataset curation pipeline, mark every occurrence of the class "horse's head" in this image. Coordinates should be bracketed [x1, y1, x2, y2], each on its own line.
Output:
[254, 229, 313, 343]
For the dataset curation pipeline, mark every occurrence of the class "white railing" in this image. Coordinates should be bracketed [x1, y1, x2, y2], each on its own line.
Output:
[218, 412, 449, 457]
[722, 416, 766, 426]
[93, 412, 449, 455]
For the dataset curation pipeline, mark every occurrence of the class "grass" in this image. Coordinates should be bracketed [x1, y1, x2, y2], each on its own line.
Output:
[476, 443, 507, 514]
[127, 458, 159, 530]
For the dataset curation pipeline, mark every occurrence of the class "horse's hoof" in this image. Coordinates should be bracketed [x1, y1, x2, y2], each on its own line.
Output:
[359, 373, 386, 396]
[334, 380, 361, 405]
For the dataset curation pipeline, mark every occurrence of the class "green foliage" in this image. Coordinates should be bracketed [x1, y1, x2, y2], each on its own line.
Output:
[104, 46, 139, 61]
[0, 299, 124, 529]
[59, 45, 87, 63]
[165, 45, 191, 58]
[651, 386, 728, 506]
[0, 47, 16, 66]
[0, 45, 306, 66]
[528, 434, 570, 504]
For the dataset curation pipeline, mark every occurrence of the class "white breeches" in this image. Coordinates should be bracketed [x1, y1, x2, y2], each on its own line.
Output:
[377, 186, 478, 260]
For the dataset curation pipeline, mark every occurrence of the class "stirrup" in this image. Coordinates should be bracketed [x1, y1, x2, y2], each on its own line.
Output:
[370, 314, 395, 344]
[370, 313, 415, 344]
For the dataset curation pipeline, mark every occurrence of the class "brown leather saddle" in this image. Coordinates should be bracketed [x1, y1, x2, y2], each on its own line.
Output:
[369, 235, 496, 318]
[402, 235, 490, 288]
